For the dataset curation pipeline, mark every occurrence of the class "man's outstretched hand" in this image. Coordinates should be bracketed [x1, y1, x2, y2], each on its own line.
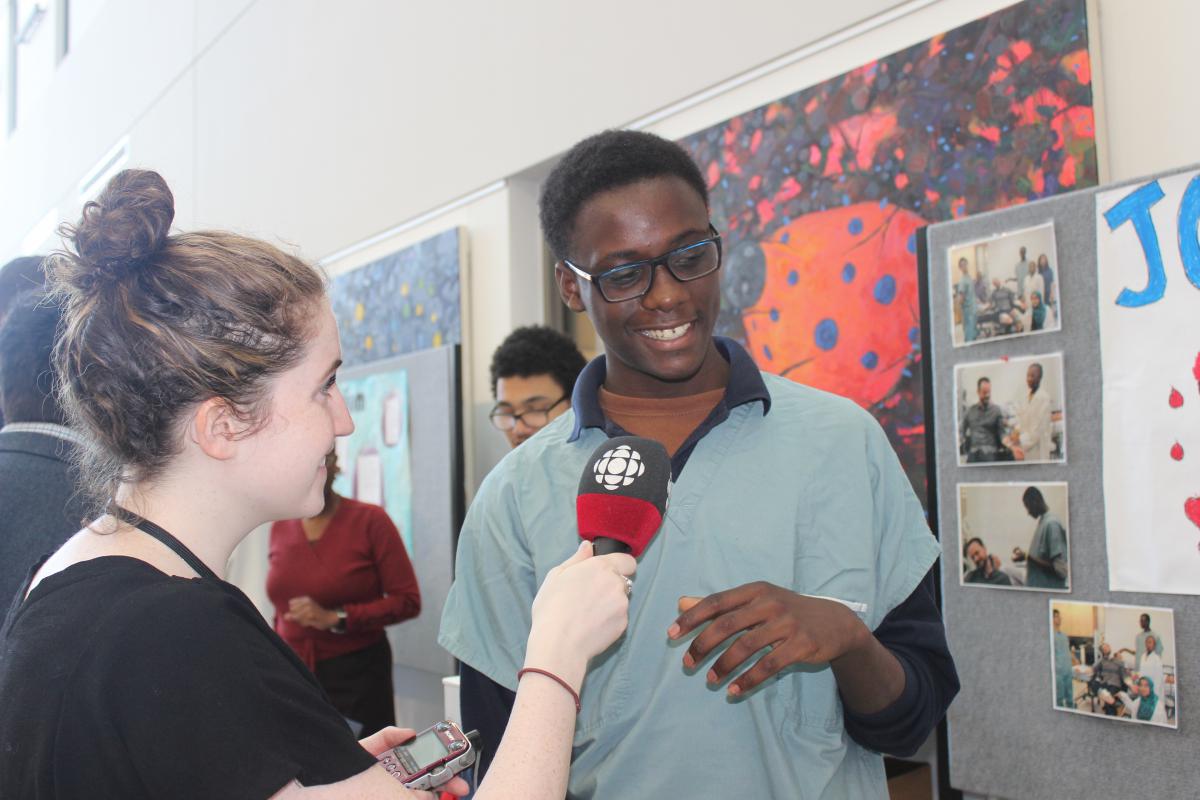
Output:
[668, 582, 871, 697]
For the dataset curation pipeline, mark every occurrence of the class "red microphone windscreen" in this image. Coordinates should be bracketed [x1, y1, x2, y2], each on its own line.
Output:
[576, 437, 670, 558]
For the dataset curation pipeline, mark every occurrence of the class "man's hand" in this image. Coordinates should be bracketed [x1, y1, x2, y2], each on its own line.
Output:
[667, 582, 872, 697]
[285, 596, 340, 630]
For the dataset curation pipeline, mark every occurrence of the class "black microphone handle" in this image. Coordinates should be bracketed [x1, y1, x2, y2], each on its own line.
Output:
[592, 538, 632, 556]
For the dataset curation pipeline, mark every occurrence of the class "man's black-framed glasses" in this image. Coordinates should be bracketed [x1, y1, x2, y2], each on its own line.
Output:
[561, 225, 723, 303]
[488, 395, 568, 432]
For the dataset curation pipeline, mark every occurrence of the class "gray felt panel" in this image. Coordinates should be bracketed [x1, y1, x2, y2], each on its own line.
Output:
[340, 345, 462, 677]
[924, 164, 1200, 799]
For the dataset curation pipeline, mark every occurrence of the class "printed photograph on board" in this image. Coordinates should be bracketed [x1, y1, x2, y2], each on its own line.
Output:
[955, 353, 1067, 466]
[959, 482, 1070, 591]
[1050, 600, 1178, 729]
[949, 222, 1061, 347]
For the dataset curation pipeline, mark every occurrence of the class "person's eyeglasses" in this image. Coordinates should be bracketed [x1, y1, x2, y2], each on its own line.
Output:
[561, 225, 722, 303]
[488, 395, 568, 432]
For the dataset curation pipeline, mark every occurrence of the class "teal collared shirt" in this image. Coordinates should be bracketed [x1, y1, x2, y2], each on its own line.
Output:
[439, 349, 939, 799]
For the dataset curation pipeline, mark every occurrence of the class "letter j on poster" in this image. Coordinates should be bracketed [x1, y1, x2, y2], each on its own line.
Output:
[1097, 168, 1200, 594]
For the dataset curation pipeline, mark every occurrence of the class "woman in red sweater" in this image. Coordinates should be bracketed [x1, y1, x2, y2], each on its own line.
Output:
[267, 451, 420, 736]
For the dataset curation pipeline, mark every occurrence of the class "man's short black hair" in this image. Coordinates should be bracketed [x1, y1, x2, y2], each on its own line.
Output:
[963, 536, 985, 558]
[1022, 486, 1048, 517]
[977, 376, 990, 389]
[539, 129, 709, 261]
[489, 325, 587, 400]
[0, 290, 66, 424]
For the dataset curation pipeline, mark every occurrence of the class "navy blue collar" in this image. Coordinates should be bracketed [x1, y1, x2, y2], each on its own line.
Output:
[567, 336, 771, 444]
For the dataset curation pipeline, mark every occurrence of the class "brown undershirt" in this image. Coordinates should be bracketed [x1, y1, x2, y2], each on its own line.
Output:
[597, 386, 726, 457]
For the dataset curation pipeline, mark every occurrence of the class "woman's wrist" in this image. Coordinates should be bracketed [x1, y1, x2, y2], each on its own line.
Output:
[523, 636, 587, 694]
[328, 608, 347, 632]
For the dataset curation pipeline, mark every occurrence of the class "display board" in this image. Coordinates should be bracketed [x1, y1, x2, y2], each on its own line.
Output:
[922, 163, 1200, 799]
[334, 345, 463, 677]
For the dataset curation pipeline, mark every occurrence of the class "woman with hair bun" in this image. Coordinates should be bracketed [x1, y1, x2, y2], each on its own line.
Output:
[0, 170, 635, 799]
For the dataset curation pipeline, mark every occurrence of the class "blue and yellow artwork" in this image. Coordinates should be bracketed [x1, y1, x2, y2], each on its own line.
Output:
[330, 227, 462, 368]
[332, 368, 414, 552]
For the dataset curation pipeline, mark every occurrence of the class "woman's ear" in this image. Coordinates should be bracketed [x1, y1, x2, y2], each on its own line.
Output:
[555, 261, 587, 313]
[188, 397, 246, 460]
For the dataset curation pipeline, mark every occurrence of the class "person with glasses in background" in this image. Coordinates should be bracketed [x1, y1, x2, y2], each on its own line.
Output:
[488, 326, 586, 449]
[441, 129, 957, 799]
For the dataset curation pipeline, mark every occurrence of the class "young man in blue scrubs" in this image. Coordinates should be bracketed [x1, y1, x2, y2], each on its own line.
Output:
[440, 130, 958, 798]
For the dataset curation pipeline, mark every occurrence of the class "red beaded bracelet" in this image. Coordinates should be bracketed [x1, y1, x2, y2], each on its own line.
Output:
[517, 667, 581, 712]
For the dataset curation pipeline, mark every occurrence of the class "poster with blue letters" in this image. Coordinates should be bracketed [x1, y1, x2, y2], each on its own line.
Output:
[1097, 168, 1200, 594]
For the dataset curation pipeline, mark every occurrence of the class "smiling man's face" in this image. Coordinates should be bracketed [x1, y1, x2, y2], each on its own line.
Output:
[554, 176, 725, 398]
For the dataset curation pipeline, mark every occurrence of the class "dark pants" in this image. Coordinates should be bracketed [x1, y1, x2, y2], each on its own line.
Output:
[314, 637, 396, 737]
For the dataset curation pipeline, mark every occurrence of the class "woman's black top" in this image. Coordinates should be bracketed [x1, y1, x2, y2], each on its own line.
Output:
[0, 556, 377, 799]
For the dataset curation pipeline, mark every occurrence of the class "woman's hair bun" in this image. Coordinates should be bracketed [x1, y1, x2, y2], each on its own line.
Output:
[62, 169, 175, 289]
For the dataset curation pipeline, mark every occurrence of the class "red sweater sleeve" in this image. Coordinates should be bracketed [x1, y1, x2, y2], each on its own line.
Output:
[343, 507, 421, 632]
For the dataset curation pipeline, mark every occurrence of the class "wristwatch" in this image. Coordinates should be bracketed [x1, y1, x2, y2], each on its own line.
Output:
[331, 609, 348, 634]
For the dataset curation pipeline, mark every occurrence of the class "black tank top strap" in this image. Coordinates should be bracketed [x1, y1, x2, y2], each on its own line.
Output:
[108, 503, 220, 582]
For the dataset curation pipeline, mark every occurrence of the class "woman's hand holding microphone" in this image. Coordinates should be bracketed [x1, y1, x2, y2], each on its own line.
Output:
[522, 541, 637, 701]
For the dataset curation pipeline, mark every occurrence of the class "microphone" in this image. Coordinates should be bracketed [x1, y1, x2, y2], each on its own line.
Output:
[576, 436, 670, 557]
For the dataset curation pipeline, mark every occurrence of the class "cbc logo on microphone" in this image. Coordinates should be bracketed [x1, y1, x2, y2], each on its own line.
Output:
[593, 445, 645, 491]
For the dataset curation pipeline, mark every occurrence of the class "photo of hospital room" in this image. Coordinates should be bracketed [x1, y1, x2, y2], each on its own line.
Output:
[955, 353, 1067, 466]
[949, 222, 1061, 347]
[1050, 601, 1177, 729]
[958, 483, 1069, 592]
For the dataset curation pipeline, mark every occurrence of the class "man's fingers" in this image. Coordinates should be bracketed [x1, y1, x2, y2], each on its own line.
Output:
[670, 584, 758, 639]
[706, 626, 781, 684]
[683, 605, 762, 667]
[728, 640, 797, 696]
[678, 596, 702, 613]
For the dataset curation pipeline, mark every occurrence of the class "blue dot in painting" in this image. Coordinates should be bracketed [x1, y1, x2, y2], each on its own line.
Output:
[814, 319, 839, 351]
[908, 326, 919, 343]
[902, 369, 912, 378]
[763, 345, 773, 361]
[787, 270, 799, 286]
[769, 308, 780, 322]
[906, 233, 917, 254]
[861, 351, 879, 370]
[848, 217, 863, 235]
[879, 198, 889, 209]
[874, 274, 897, 305]
[965, 52, 975, 61]
[842, 263, 856, 283]
[780, 232, 790, 244]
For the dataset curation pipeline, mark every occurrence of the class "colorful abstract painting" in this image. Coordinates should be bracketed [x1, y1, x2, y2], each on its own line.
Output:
[330, 227, 463, 368]
[677, 0, 1098, 503]
[1097, 168, 1200, 595]
[333, 368, 415, 552]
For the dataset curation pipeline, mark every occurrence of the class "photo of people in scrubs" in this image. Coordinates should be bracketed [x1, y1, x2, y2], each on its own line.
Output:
[1049, 601, 1178, 729]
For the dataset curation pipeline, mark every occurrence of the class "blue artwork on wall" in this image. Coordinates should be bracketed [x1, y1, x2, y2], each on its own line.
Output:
[330, 227, 463, 368]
